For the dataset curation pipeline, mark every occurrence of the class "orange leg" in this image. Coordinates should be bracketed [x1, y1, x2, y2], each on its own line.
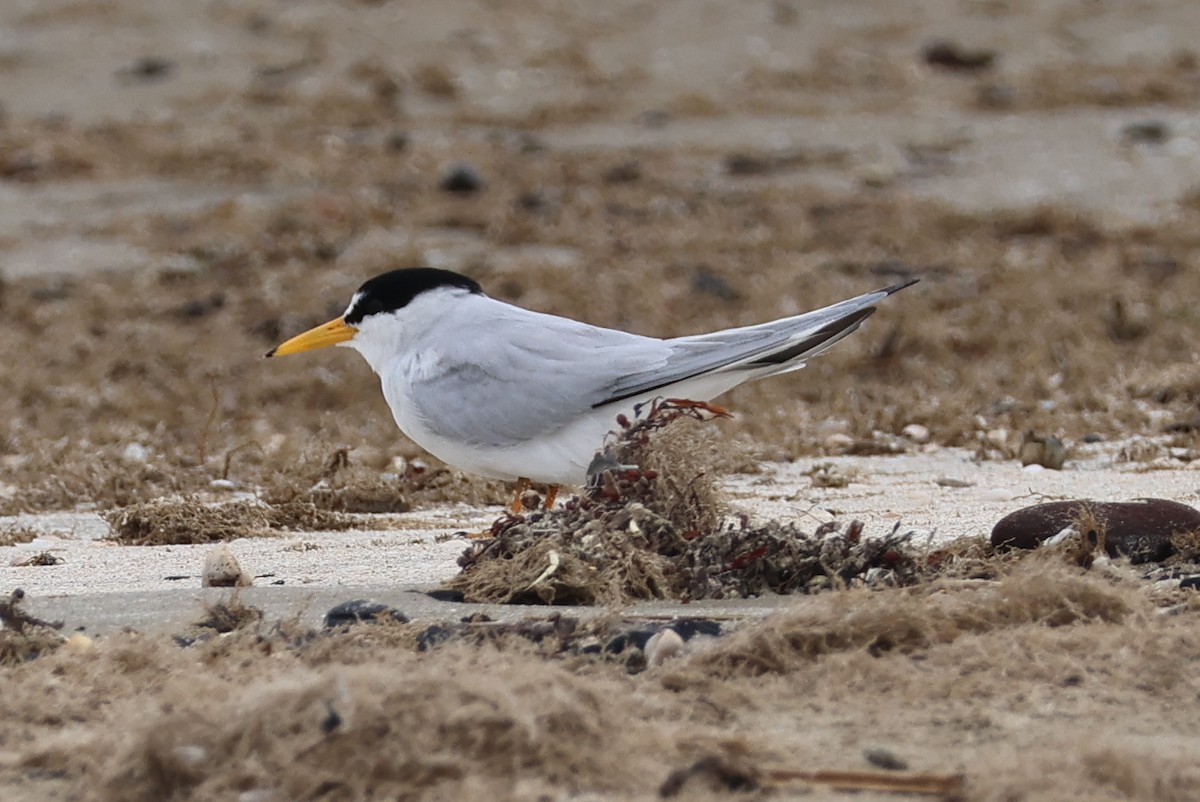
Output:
[543, 485, 559, 510]
[508, 477, 531, 515]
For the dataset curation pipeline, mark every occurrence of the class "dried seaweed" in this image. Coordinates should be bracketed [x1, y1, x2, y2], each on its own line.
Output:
[447, 400, 927, 604]
[105, 496, 359, 545]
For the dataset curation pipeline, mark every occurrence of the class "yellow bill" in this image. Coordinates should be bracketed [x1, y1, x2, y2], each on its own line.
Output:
[266, 317, 357, 357]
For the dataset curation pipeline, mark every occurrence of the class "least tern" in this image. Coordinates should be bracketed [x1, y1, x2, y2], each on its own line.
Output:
[268, 267, 915, 511]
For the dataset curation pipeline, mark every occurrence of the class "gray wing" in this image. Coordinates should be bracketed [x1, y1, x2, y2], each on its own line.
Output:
[407, 279, 915, 446]
[594, 279, 917, 407]
[407, 306, 671, 447]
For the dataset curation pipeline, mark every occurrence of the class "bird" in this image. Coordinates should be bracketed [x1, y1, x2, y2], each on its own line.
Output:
[267, 267, 916, 513]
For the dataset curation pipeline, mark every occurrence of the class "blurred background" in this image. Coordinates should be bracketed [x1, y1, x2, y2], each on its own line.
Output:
[2, 0, 1200, 511]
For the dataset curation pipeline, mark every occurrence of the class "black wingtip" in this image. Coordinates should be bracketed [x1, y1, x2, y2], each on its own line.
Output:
[881, 277, 920, 296]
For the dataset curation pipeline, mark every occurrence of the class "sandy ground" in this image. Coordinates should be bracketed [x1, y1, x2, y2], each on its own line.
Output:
[3, 1, 1200, 800]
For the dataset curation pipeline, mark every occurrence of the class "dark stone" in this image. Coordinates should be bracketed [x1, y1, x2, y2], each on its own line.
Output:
[122, 56, 174, 82]
[863, 747, 909, 771]
[417, 624, 453, 652]
[670, 618, 723, 640]
[439, 162, 484, 194]
[922, 40, 997, 72]
[323, 599, 409, 628]
[1180, 576, 1200, 591]
[426, 588, 466, 603]
[604, 629, 657, 654]
[991, 499, 1200, 563]
[604, 161, 642, 183]
[1122, 120, 1169, 145]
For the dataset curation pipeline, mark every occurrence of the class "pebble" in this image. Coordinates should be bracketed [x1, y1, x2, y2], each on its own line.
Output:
[921, 40, 997, 72]
[991, 498, 1200, 563]
[417, 624, 453, 652]
[323, 600, 409, 628]
[201, 544, 251, 588]
[439, 162, 484, 194]
[863, 746, 909, 771]
[644, 628, 685, 667]
[901, 424, 930, 444]
[1020, 433, 1066, 470]
[64, 633, 94, 654]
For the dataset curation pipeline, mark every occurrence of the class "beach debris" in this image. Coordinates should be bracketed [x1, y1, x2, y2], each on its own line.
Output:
[439, 162, 484, 194]
[0, 589, 64, 664]
[661, 754, 963, 798]
[196, 594, 263, 633]
[323, 600, 409, 628]
[106, 497, 357, 545]
[808, 462, 851, 488]
[603, 160, 642, 184]
[412, 614, 723, 668]
[901, 423, 930, 444]
[1122, 119, 1170, 145]
[447, 400, 924, 604]
[921, 39, 997, 72]
[0, 589, 63, 633]
[863, 746, 909, 771]
[1019, 432, 1067, 470]
[991, 499, 1200, 563]
[934, 476, 974, 488]
[202, 544, 252, 588]
[10, 551, 63, 567]
[117, 56, 175, 83]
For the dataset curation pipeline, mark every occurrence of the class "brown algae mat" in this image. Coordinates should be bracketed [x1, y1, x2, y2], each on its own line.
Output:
[2, 555, 1199, 801]
[447, 400, 933, 604]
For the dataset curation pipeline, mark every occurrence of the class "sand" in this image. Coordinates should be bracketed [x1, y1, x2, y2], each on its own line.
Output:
[3, 0, 1200, 799]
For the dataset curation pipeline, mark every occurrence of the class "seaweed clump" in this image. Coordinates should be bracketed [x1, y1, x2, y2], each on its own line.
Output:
[445, 399, 923, 605]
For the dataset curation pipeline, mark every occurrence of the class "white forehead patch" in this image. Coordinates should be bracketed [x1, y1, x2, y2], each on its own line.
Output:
[344, 290, 364, 318]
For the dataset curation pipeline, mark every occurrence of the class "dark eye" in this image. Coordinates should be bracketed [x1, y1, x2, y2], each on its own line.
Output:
[357, 297, 386, 317]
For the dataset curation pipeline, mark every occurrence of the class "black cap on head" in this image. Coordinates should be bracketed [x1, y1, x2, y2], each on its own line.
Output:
[344, 268, 483, 324]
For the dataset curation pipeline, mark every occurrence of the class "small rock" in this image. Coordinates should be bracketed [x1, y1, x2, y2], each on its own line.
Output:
[809, 462, 850, 488]
[119, 56, 175, 83]
[922, 40, 997, 72]
[64, 633, 94, 654]
[985, 428, 1009, 449]
[1180, 576, 1200, 590]
[1122, 120, 1169, 145]
[439, 162, 484, 194]
[202, 544, 252, 588]
[991, 498, 1200, 563]
[209, 478, 237, 491]
[935, 476, 974, 488]
[1019, 432, 1066, 470]
[901, 423, 930, 444]
[670, 619, 722, 640]
[863, 746, 909, 771]
[425, 588, 466, 603]
[323, 600, 408, 628]
[603, 160, 642, 183]
[644, 628, 685, 667]
[417, 624, 453, 651]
